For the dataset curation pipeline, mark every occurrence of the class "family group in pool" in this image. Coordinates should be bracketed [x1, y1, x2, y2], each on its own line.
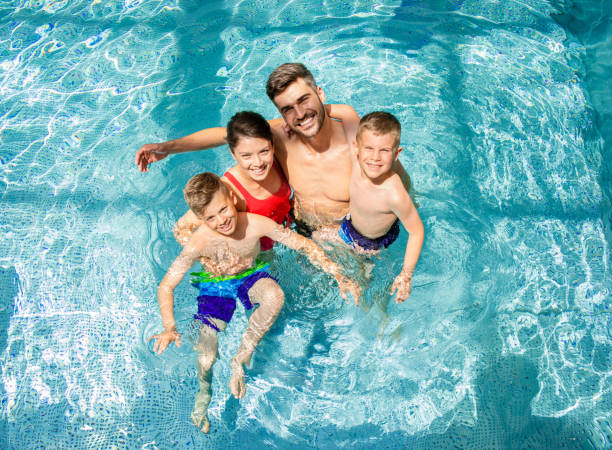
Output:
[137, 63, 425, 433]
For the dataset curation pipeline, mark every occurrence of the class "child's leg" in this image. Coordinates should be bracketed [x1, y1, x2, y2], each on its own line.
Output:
[191, 319, 226, 433]
[229, 278, 284, 399]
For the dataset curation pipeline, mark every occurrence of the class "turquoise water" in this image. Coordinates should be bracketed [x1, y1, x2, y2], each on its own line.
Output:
[0, 0, 610, 448]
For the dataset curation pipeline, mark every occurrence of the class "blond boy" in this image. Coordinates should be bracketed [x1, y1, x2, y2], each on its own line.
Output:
[148, 172, 359, 433]
[337, 111, 424, 301]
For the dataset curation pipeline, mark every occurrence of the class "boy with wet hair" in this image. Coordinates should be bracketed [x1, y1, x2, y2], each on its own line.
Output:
[149, 172, 360, 434]
[337, 111, 424, 301]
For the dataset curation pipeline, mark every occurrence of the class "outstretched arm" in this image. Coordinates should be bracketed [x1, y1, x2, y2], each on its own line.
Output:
[264, 223, 361, 305]
[135, 127, 227, 172]
[148, 244, 199, 353]
[389, 183, 424, 302]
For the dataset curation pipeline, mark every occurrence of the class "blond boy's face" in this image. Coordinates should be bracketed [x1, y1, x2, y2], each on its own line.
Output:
[199, 190, 238, 236]
[355, 129, 400, 181]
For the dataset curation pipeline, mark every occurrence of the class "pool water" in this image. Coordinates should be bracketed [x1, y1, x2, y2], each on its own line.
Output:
[1, 0, 610, 448]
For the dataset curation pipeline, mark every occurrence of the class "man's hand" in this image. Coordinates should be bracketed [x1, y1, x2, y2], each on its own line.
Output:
[148, 328, 181, 354]
[135, 143, 169, 172]
[390, 271, 413, 303]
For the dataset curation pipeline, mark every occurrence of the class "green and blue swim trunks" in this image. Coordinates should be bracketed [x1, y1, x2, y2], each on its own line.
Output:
[190, 259, 276, 332]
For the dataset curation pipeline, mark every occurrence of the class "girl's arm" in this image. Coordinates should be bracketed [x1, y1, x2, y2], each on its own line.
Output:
[135, 126, 227, 172]
[261, 219, 361, 305]
[173, 209, 204, 246]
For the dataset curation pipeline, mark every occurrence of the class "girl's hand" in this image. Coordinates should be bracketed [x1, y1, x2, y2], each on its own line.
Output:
[135, 143, 169, 172]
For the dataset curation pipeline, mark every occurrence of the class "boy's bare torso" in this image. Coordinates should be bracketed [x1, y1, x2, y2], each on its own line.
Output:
[349, 162, 401, 239]
[190, 213, 262, 276]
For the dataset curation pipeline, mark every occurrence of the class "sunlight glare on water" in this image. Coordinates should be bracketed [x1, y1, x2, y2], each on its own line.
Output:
[0, 0, 610, 448]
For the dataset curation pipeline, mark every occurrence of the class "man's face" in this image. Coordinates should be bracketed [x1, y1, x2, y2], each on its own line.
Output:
[273, 78, 326, 138]
[355, 129, 400, 181]
[200, 190, 238, 236]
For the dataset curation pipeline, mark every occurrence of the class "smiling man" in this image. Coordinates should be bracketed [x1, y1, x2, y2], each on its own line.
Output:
[263, 63, 357, 235]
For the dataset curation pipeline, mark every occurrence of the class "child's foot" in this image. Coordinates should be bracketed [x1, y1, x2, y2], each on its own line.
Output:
[190, 409, 211, 433]
[229, 359, 246, 399]
[191, 390, 212, 433]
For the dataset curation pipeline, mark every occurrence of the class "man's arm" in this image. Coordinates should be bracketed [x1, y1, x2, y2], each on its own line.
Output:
[261, 219, 361, 305]
[148, 243, 199, 353]
[135, 127, 227, 172]
[326, 104, 360, 143]
[392, 160, 412, 193]
[388, 180, 424, 303]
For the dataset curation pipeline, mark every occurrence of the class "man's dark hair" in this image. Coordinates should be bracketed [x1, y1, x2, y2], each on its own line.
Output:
[266, 63, 317, 100]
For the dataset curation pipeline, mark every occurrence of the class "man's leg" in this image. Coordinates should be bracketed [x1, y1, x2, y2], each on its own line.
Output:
[191, 319, 226, 433]
[229, 278, 284, 399]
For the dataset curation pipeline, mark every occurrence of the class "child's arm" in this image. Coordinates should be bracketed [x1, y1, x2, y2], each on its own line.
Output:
[173, 209, 204, 246]
[148, 243, 199, 353]
[136, 116, 288, 172]
[135, 126, 227, 172]
[388, 182, 424, 303]
[263, 222, 361, 305]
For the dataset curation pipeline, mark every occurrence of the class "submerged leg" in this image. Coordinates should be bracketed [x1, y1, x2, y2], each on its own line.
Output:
[191, 319, 226, 433]
[229, 278, 284, 399]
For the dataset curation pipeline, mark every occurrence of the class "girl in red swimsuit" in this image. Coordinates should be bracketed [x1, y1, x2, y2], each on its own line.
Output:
[221, 111, 291, 250]
[174, 112, 291, 251]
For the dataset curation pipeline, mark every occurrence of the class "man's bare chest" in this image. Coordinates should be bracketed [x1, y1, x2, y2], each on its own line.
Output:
[285, 147, 351, 188]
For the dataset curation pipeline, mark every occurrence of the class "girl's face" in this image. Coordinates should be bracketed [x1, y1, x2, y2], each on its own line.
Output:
[231, 136, 275, 182]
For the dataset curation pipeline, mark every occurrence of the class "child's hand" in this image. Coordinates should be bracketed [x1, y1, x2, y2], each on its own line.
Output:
[174, 220, 200, 246]
[390, 271, 412, 303]
[148, 328, 181, 354]
[336, 274, 361, 306]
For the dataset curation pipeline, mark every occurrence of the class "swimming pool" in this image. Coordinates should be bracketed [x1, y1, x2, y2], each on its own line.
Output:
[1, 0, 610, 448]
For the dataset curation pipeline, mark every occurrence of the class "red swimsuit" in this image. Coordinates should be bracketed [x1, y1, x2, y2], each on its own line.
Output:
[223, 163, 292, 251]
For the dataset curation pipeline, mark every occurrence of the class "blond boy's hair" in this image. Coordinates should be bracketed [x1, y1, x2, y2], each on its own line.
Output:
[183, 172, 228, 216]
[356, 111, 401, 149]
